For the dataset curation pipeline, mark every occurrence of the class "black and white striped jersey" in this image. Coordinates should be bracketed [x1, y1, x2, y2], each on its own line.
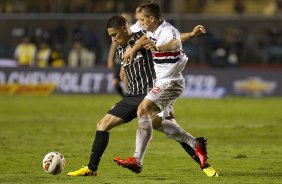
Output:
[116, 30, 156, 96]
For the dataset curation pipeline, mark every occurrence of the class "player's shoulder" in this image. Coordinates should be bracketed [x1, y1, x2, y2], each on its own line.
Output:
[161, 20, 178, 32]
[162, 20, 174, 28]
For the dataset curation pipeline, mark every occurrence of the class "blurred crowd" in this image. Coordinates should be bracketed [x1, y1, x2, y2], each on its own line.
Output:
[1, 0, 282, 15]
[183, 26, 282, 67]
[0, 0, 281, 68]
[11, 26, 98, 68]
[9, 21, 281, 69]
[0, 0, 140, 14]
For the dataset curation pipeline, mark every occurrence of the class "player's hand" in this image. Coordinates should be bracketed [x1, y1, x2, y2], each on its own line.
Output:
[143, 38, 157, 51]
[123, 47, 136, 64]
[191, 25, 206, 37]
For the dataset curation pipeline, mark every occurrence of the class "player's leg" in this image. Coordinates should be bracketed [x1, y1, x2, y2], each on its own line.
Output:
[152, 116, 200, 164]
[113, 98, 159, 173]
[157, 109, 208, 170]
[153, 79, 209, 167]
[152, 115, 198, 161]
[68, 96, 141, 176]
[113, 81, 169, 173]
[134, 98, 160, 165]
[67, 114, 124, 176]
[87, 114, 124, 171]
[151, 79, 217, 176]
[151, 110, 218, 176]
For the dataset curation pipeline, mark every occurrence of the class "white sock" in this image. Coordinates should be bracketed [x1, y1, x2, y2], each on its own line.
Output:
[133, 116, 152, 166]
[157, 119, 196, 149]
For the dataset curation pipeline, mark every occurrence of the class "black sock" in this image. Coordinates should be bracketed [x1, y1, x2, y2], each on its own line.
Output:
[87, 131, 109, 171]
[114, 84, 124, 97]
[179, 142, 202, 166]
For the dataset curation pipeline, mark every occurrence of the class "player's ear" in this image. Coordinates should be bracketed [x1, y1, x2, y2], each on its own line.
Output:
[149, 16, 154, 23]
[122, 26, 127, 33]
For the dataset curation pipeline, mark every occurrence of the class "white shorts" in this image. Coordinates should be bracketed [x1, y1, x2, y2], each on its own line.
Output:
[145, 78, 185, 118]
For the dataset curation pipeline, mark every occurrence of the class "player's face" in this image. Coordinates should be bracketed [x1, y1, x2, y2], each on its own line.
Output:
[135, 12, 145, 29]
[108, 26, 128, 45]
[138, 11, 154, 32]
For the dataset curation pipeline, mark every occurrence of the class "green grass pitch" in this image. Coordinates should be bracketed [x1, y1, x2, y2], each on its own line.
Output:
[0, 95, 282, 184]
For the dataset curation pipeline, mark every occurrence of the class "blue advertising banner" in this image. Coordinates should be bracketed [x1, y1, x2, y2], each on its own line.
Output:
[0, 67, 281, 97]
[182, 69, 281, 98]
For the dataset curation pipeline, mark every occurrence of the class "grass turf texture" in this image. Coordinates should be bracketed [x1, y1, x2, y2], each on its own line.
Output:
[0, 95, 282, 184]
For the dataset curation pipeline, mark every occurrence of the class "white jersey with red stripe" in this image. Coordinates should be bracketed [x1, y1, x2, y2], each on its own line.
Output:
[152, 20, 188, 80]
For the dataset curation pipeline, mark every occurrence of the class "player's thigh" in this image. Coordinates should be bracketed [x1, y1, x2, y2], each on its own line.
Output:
[108, 95, 145, 123]
[97, 114, 124, 131]
[146, 79, 184, 111]
[161, 79, 184, 102]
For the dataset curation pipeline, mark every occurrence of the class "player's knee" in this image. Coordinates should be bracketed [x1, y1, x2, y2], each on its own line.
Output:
[137, 105, 150, 118]
[96, 118, 112, 131]
[96, 120, 107, 131]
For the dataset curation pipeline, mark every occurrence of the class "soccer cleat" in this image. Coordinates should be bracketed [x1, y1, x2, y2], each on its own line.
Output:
[195, 137, 208, 169]
[113, 157, 142, 173]
[67, 166, 98, 176]
[203, 165, 218, 177]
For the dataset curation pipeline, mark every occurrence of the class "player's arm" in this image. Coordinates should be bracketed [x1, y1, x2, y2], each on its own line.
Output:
[107, 42, 118, 69]
[155, 39, 180, 52]
[119, 67, 128, 92]
[143, 38, 180, 52]
[180, 25, 206, 42]
[123, 34, 147, 63]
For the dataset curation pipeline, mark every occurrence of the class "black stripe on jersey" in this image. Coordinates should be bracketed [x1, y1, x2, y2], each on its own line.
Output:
[154, 58, 179, 63]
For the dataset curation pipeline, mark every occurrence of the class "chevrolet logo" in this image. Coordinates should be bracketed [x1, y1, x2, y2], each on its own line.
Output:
[233, 77, 277, 96]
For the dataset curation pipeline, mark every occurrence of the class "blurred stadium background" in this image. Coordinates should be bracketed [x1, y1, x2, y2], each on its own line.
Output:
[0, 0, 281, 97]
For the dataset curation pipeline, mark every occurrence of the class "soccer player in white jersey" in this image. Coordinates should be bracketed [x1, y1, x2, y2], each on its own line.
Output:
[114, 2, 218, 177]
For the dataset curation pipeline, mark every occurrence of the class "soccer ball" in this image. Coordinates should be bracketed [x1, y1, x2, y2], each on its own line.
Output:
[42, 152, 65, 174]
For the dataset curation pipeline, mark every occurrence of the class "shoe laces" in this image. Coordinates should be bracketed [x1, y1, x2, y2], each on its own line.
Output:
[125, 157, 136, 162]
[81, 166, 97, 176]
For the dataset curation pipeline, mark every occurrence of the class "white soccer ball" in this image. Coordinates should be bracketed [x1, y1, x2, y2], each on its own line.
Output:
[42, 152, 65, 174]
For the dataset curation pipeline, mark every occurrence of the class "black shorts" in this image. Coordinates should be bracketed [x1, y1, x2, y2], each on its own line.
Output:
[113, 62, 121, 80]
[108, 94, 146, 123]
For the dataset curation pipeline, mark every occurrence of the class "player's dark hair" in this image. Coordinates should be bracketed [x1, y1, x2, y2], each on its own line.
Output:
[139, 2, 162, 20]
[107, 15, 127, 29]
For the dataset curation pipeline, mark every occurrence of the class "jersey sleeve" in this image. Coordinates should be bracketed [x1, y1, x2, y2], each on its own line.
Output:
[157, 28, 181, 46]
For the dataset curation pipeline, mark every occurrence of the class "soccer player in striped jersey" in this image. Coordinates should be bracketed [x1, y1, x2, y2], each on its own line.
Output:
[107, 8, 143, 97]
[67, 15, 212, 177]
[114, 2, 218, 177]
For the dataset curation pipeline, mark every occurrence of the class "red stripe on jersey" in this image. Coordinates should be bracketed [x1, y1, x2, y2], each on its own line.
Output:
[154, 51, 181, 58]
